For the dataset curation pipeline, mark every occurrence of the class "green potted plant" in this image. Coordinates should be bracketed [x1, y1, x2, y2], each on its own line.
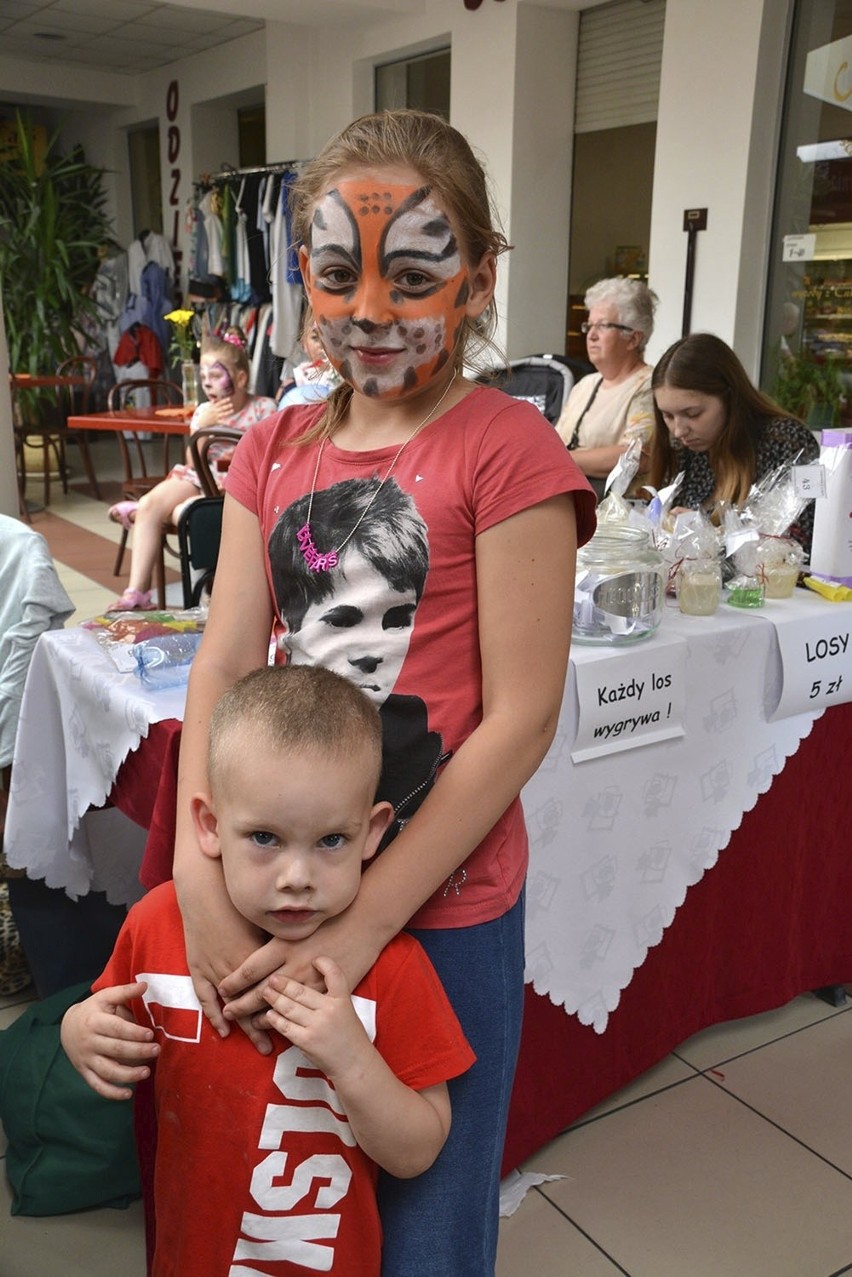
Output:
[773, 346, 845, 430]
[0, 110, 114, 375]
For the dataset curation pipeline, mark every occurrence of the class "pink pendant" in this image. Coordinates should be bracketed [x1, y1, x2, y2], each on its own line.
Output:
[297, 523, 338, 572]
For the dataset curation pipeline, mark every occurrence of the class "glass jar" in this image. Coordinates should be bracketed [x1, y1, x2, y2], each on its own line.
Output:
[181, 360, 201, 410]
[756, 535, 804, 599]
[727, 575, 765, 609]
[763, 563, 800, 598]
[573, 525, 666, 644]
[676, 559, 722, 616]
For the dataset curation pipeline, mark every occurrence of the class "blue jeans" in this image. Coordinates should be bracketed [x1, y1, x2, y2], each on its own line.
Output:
[377, 890, 526, 1277]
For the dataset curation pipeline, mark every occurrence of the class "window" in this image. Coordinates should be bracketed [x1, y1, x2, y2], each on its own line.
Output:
[375, 48, 450, 117]
[762, 0, 852, 426]
[128, 125, 162, 237]
[238, 104, 266, 168]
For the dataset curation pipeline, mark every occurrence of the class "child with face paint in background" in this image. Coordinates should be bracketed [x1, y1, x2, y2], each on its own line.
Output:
[171, 110, 597, 1275]
[106, 327, 278, 612]
[277, 318, 342, 408]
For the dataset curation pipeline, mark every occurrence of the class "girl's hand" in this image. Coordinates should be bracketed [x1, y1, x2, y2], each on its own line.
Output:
[210, 396, 236, 423]
[219, 902, 383, 1024]
[191, 401, 221, 430]
[177, 867, 275, 1054]
[60, 982, 158, 1101]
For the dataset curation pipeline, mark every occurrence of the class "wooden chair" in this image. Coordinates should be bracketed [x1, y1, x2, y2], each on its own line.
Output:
[57, 355, 102, 498]
[189, 426, 243, 496]
[13, 355, 100, 507]
[108, 378, 185, 579]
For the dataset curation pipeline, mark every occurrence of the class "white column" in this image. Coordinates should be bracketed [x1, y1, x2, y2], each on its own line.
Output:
[647, 0, 793, 374]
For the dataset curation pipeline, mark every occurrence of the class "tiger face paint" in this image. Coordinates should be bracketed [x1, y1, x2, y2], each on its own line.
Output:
[300, 179, 472, 400]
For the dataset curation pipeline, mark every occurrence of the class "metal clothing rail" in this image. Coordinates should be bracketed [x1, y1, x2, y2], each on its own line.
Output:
[208, 159, 310, 182]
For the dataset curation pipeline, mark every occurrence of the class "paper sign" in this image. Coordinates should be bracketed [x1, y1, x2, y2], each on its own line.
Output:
[782, 233, 816, 261]
[793, 464, 827, 500]
[766, 595, 852, 720]
[571, 634, 688, 762]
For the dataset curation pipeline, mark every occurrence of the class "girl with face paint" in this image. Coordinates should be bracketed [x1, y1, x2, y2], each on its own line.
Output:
[172, 110, 596, 1275]
[106, 327, 277, 612]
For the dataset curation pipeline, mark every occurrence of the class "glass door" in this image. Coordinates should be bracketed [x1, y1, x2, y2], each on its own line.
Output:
[763, 0, 852, 429]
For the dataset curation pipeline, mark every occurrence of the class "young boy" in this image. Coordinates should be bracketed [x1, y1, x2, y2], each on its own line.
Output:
[61, 665, 474, 1277]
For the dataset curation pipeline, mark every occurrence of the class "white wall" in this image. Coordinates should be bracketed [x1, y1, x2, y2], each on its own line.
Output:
[647, 0, 793, 373]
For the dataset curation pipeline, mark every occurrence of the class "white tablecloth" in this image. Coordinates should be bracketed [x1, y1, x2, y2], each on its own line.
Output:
[520, 596, 847, 1034]
[4, 626, 186, 902]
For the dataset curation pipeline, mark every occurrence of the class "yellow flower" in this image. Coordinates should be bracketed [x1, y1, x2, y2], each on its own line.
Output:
[164, 308, 195, 327]
[165, 308, 197, 363]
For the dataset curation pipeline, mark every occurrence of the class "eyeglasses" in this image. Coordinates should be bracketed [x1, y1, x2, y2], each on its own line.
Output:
[581, 321, 634, 335]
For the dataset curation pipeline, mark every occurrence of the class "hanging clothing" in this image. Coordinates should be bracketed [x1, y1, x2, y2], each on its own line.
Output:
[231, 179, 252, 303]
[240, 173, 271, 304]
[198, 189, 225, 278]
[127, 231, 174, 296]
[113, 325, 164, 380]
[270, 169, 303, 361]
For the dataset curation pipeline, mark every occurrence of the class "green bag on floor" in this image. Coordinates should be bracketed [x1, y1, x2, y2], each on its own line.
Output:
[0, 981, 141, 1216]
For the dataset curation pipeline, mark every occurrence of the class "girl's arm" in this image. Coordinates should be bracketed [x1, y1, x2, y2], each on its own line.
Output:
[172, 492, 276, 1040]
[220, 492, 579, 1014]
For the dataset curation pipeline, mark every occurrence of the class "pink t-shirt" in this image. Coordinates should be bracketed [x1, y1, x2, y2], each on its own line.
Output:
[226, 386, 596, 927]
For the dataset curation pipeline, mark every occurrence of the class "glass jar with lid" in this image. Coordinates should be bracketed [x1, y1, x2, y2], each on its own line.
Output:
[573, 524, 666, 644]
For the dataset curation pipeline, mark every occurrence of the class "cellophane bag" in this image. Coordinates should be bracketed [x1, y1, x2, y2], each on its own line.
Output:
[82, 608, 207, 674]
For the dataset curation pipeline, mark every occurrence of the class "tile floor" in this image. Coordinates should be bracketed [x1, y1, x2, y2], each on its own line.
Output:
[3, 442, 852, 1276]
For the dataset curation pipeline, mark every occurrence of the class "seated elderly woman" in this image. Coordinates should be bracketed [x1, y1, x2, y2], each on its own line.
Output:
[556, 276, 658, 493]
[647, 332, 819, 552]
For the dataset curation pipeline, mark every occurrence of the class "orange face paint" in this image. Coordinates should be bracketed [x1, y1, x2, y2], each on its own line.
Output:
[303, 180, 470, 400]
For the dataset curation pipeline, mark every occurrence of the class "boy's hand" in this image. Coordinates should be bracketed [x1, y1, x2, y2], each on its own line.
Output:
[262, 957, 371, 1080]
[60, 982, 159, 1101]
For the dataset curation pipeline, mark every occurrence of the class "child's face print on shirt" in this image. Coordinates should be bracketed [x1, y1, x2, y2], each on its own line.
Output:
[300, 175, 471, 401]
[283, 549, 417, 705]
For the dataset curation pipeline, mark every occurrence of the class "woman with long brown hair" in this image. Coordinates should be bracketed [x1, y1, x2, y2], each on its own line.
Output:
[648, 332, 819, 550]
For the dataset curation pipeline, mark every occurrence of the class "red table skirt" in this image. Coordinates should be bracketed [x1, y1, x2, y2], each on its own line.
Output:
[113, 702, 852, 1181]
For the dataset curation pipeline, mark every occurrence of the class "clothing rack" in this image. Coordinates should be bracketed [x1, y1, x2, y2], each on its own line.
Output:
[208, 159, 309, 183]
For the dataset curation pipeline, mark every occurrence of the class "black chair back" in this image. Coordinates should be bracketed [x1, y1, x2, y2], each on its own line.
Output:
[177, 498, 224, 608]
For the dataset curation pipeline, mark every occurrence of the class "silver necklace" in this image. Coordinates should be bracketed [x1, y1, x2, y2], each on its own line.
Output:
[296, 377, 456, 572]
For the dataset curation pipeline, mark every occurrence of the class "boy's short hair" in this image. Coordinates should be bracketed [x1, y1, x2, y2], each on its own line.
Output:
[208, 665, 383, 793]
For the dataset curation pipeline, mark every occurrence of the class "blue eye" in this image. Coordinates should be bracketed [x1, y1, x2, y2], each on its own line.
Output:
[251, 831, 276, 847]
[319, 833, 346, 850]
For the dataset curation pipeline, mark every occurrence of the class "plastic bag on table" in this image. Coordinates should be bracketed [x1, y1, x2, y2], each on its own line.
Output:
[662, 507, 724, 596]
[82, 608, 207, 673]
[131, 631, 203, 688]
[596, 437, 644, 525]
